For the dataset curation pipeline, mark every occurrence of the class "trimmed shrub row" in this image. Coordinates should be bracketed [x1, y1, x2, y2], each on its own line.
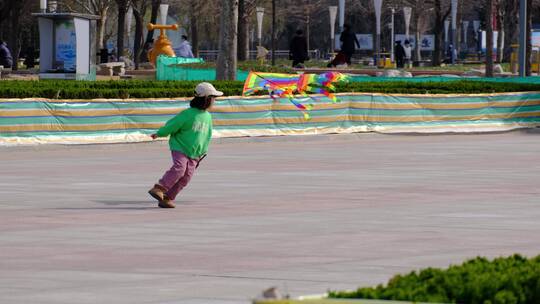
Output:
[182, 61, 296, 73]
[329, 254, 540, 304]
[1, 80, 540, 99]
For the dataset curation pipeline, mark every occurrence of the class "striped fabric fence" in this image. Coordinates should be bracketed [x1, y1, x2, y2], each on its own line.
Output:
[1, 92, 540, 146]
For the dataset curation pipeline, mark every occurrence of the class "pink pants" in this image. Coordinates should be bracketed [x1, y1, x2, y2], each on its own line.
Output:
[158, 151, 199, 200]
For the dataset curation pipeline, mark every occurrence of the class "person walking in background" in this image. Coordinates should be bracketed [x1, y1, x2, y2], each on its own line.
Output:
[403, 40, 412, 68]
[148, 82, 222, 208]
[177, 35, 194, 58]
[0, 39, 13, 68]
[339, 24, 360, 65]
[395, 40, 405, 68]
[289, 29, 308, 68]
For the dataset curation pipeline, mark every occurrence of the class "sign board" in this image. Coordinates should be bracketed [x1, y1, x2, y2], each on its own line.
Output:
[55, 20, 77, 72]
[356, 34, 373, 50]
[335, 34, 373, 50]
[532, 32, 540, 47]
[395, 34, 435, 51]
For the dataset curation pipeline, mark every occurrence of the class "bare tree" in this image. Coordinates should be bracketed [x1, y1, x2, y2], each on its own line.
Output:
[145, 0, 161, 46]
[286, 0, 326, 52]
[188, 0, 200, 57]
[432, 0, 450, 66]
[412, 0, 429, 62]
[526, 0, 532, 75]
[495, 0, 504, 62]
[132, 0, 149, 68]
[216, 0, 238, 80]
[503, 0, 519, 62]
[62, 0, 114, 49]
[173, 0, 221, 54]
[486, 0, 494, 77]
[1, 0, 33, 70]
[115, 0, 130, 57]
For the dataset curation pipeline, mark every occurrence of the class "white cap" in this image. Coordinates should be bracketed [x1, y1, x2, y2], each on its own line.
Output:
[194, 82, 224, 97]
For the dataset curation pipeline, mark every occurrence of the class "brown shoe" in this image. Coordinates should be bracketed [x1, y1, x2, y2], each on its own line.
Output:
[158, 195, 176, 208]
[148, 184, 166, 203]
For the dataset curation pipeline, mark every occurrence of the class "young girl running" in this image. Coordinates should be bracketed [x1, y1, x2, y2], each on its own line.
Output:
[148, 82, 222, 208]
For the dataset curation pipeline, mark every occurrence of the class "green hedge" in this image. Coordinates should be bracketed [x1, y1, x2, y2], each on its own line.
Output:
[329, 254, 540, 304]
[182, 60, 296, 73]
[1, 80, 540, 99]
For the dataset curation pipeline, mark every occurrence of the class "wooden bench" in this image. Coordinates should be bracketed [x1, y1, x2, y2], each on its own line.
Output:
[99, 62, 125, 77]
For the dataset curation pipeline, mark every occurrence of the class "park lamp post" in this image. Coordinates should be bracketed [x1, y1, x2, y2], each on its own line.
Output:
[373, 0, 383, 68]
[256, 7, 264, 47]
[444, 20, 450, 46]
[40, 0, 47, 13]
[473, 20, 480, 41]
[390, 7, 395, 62]
[450, 0, 458, 64]
[403, 7, 412, 41]
[462, 20, 469, 51]
[159, 4, 169, 25]
[338, 0, 345, 33]
[329, 6, 337, 54]
[519, 0, 527, 77]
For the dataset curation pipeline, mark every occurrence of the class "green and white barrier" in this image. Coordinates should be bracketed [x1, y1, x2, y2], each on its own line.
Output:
[1, 92, 540, 146]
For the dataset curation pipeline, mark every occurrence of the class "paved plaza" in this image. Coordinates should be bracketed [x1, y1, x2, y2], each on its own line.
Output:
[1, 131, 540, 303]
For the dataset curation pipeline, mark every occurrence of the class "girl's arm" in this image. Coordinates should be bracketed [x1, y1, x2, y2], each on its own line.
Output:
[152, 112, 185, 138]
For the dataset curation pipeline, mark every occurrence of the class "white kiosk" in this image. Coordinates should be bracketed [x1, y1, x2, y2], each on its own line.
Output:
[33, 13, 99, 80]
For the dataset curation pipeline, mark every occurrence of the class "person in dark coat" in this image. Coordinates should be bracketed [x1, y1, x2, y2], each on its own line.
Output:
[395, 40, 406, 68]
[0, 40, 13, 68]
[289, 29, 308, 68]
[339, 24, 360, 65]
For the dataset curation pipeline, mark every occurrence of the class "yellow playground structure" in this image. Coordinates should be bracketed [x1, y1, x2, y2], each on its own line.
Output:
[147, 23, 178, 66]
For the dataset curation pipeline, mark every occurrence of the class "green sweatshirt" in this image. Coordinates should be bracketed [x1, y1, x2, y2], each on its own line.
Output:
[156, 107, 212, 159]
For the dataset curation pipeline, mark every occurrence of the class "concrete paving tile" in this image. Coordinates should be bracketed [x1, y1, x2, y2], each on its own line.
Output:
[1, 132, 540, 303]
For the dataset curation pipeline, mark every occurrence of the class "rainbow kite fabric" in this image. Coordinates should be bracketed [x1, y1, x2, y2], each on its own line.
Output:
[242, 71, 348, 119]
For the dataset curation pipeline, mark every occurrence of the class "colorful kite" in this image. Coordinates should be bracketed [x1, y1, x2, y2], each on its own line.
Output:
[242, 71, 348, 119]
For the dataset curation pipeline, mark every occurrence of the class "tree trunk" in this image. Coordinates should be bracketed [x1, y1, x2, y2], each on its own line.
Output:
[97, 9, 109, 50]
[216, 0, 238, 80]
[271, 0, 275, 65]
[432, 0, 443, 66]
[116, 0, 128, 58]
[8, 0, 22, 71]
[496, 1, 504, 62]
[526, 0, 532, 75]
[486, 0, 494, 77]
[0, 1, 12, 41]
[189, 0, 199, 57]
[413, 5, 422, 62]
[237, 0, 249, 61]
[503, 0, 519, 62]
[415, 29, 421, 61]
[145, 0, 161, 45]
[497, 29, 504, 63]
[133, 6, 146, 69]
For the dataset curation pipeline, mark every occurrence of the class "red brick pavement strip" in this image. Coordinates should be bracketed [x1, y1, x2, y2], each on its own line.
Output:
[0, 132, 539, 303]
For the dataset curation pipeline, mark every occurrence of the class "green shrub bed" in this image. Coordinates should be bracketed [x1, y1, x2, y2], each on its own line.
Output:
[182, 60, 296, 73]
[1, 80, 540, 99]
[329, 254, 540, 304]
